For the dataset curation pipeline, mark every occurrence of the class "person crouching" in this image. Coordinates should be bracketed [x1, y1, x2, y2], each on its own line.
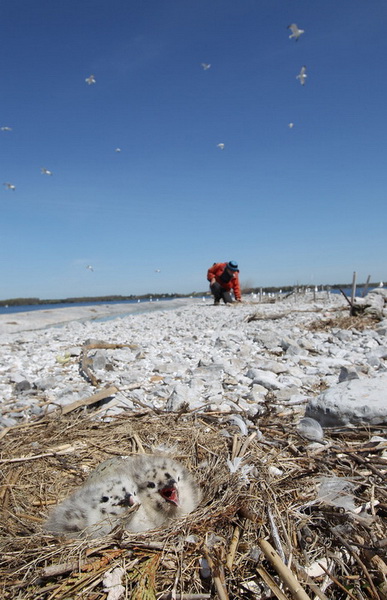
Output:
[207, 261, 242, 305]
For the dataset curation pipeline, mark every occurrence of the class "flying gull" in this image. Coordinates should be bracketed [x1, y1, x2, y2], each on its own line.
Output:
[288, 23, 305, 41]
[217, 143, 225, 150]
[201, 63, 211, 70]
[1, 126, 12, 132]
[86, 265, 94, 272]
[296, 65, 307, 86]
[3, 182, 16, 191]
[85, 74, 96, 85]
[41, 168, 53, 175]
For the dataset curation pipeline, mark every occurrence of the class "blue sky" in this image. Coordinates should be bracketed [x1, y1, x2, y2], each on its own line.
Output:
[1, 0, 386, 299]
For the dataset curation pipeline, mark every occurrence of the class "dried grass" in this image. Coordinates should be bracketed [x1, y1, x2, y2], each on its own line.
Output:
[1, 408, 387, 600]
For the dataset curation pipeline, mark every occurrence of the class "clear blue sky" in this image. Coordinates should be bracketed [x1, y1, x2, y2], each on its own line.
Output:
[1, 0, 386, 299]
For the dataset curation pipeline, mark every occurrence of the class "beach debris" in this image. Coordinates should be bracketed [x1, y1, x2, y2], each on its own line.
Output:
[288, 23, 305, 41]
[102, 567, 125, 600]
[40, 167, 53, 175]
[296, 65, 307, 86]
[86, 264, 94, 271]
[201, 62, 211, 70]
[288, 122, 294, 128]
[3, 182, 16, 191]
[0, 126, 12, 131]
[227, 414, 248, 436]
[226, 456, 253, 483]
[217, 143, 225, 150]
[317, 476, 357, 511]
[85, 74, 96, 85]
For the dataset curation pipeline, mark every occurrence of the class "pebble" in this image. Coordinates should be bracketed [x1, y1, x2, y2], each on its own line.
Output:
[0, 291, 386, 430]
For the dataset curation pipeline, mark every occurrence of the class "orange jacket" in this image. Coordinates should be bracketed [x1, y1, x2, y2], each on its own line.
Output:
[207, 262, 241, 300]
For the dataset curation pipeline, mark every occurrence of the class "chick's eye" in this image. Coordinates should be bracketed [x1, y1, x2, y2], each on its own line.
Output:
[147, 482, 156, 488]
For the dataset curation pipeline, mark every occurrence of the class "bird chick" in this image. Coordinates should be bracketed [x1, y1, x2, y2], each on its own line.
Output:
[44, 475, 139, 538]
[288, 23, 305, 41]
[87, 454, 201, 532]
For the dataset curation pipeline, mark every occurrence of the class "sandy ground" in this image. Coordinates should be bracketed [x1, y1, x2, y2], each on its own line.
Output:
[0, 298, 200, 335]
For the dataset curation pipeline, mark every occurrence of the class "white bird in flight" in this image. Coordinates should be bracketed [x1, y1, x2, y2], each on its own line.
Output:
[296, 65, 307, 86]
[3, 182, 16, 191]
[86, 265, 94, 272]
[115, 148, 121, 152]
[1, 126, 12, 132]
[201, 63, 211, 70]
[217, 143, 225, 150]
[154, 269, 161, 273]
[288, 23, 305, 41]
[288, 122, 294, 129]
[85, 74, 96, 85]
[41, 167, 53, 175]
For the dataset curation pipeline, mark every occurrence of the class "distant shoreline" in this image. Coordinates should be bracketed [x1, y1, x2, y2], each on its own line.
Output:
[0, 282, 380, 307]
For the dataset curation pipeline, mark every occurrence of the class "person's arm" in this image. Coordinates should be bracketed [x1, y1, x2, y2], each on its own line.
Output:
[232, 275, 242, 301]
[207, 264, 219, 284]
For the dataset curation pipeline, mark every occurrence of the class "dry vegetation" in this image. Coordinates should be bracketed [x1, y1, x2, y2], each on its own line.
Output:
[1, 405, 386, 600]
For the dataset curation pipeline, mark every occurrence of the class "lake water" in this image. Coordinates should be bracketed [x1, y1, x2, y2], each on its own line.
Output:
[0, 297, 182, 316]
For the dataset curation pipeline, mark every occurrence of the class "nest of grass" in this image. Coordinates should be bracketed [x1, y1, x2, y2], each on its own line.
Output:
[307, 314, 381, 333]
[1, 406, 387, 600]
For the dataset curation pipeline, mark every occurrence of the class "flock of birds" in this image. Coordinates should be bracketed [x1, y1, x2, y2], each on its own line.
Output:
[44, 454, 201, 538]
[2, 23, 306, 191]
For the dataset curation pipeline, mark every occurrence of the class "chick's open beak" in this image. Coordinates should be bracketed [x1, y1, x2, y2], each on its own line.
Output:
[159, 482, 179, 506]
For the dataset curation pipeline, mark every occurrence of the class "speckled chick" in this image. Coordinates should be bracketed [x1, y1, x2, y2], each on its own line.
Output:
[44, 475, 139, 538]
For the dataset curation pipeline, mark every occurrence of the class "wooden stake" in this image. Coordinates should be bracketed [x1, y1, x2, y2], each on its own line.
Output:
[258, 539, 312, 600]
[351, 271, 357, 305]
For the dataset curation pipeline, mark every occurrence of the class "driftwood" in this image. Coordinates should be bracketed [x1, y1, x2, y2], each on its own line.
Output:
[60, 385, 119, 415]
[258, 539, 312, 600]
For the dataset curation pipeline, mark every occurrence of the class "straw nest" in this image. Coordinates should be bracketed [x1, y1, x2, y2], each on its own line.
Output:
[1, 401, 386, 600]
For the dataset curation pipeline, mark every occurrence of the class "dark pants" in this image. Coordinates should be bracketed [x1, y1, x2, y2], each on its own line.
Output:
[210, 282, 233, 304]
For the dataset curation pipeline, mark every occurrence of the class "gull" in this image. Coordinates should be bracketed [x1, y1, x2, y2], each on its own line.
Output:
[41, 167, 53, 175]
[86, 265, 94, 272]
[201, 63, 211, 70]
[45, 455, 201, 538]
[0, 126, 12, 131]
[288, 23, 305, 41]
[44, 477, 139, 538]
[87, 454, 201, 533]
[154, 269, 161, 273]
[85, 74, 96, 85]
[288, 122, 294, 129]
[3, 182, 16, 191]
[217, 143, 225, 150]
[115, 148, 121, 152]
[296, 65, 307, 86]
